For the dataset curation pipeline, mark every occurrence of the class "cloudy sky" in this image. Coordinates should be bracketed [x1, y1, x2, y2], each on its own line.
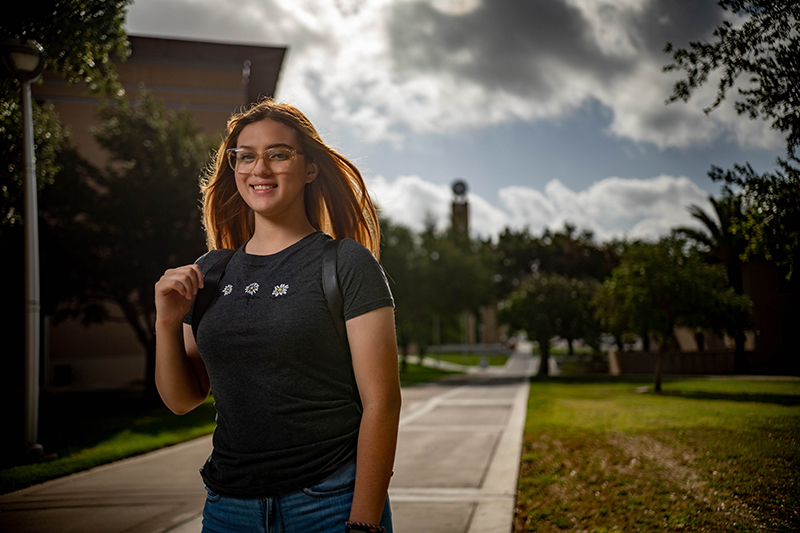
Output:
[126, 0, 784, 242]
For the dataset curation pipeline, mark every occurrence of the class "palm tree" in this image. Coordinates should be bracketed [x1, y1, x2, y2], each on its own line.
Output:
[674, 193, 749, 371]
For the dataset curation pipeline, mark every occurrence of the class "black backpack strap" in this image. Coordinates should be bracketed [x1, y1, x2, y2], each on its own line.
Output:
[191, 249, 235, 339]
[322, 240, 348, 354]
[322, 239, 361, 410]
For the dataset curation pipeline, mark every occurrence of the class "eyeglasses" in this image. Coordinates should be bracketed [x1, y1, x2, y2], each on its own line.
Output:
[226, 147, 303, 174]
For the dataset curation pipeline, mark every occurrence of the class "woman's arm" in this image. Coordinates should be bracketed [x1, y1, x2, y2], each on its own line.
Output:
[154, 265, 211, 414]
[346, 306, 402, 526]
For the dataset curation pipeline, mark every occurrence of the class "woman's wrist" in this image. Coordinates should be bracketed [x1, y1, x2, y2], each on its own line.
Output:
[155, 315, 186, 333]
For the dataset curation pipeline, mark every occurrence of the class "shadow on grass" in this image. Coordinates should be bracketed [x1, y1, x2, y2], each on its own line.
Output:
[527, 375, 800, 406]
[659, 390, 800, 406]
[529, 375, 654, 385]
[1, 391, 217, 472]
[39, 391, 217, 449]
[398, 361, 461, 387]
[0, 391, 219, 494]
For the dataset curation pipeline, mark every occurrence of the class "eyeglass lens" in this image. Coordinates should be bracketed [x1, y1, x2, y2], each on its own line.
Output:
[229, 149, 294, 173]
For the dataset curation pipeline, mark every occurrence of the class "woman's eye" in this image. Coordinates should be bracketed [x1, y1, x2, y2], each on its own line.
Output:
[238, 152, 256, 162]
[269, 150, 290, 161]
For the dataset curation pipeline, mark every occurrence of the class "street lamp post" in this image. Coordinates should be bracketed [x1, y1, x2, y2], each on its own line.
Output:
[2, 38, 46, 455]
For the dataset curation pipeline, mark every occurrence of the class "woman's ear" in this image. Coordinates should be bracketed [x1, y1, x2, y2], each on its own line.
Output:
[305, 159, 319, 184]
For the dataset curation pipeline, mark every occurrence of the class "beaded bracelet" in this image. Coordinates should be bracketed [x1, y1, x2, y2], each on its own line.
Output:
[345, 520, 386, 532]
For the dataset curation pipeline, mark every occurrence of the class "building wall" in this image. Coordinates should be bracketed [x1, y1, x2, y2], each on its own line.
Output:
[33, 35, 285, 163]
[742, 259, 798, 374]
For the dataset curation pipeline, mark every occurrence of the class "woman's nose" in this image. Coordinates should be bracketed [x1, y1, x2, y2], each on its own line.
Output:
[253, 153, 273, 174]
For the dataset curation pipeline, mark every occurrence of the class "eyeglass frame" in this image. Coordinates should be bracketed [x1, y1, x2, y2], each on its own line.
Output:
[226, 146, 305, 174]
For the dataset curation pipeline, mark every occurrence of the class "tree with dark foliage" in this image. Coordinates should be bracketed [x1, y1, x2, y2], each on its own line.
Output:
[41, 91, 214, 400]
[664, 0, 799, 156]
[593, 237, 752, 392]
[1, 0, 131, 229]
[674, 193, 750, 371]
[664, 0, 800, 280]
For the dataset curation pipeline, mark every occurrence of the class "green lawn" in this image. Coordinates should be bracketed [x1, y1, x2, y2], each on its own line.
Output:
[0, 392, 218, 495]
[0, 361, 458, 495]
[429, 353, 510, 366]
[516, 376, 800, 532]
[399, 358, 461, 386]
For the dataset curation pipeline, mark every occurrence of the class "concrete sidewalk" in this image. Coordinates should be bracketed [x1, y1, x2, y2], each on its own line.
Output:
[0, 354, 537, 533]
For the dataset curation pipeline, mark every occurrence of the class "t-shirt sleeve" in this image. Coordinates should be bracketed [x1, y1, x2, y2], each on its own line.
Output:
[182, 249, 233, 325]
[337, 239, 395, 321]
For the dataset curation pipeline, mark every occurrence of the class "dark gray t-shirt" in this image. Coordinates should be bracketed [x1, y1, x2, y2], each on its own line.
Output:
[184, 232, 393, 497]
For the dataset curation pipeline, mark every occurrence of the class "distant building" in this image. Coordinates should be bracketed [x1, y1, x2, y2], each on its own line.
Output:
[447, 180, 504, 347]
[451, 180, 468, 234]
[741, 259, 798, 374]
[32, 35, 286, 391]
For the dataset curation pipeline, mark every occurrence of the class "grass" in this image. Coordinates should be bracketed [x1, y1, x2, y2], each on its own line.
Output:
[399, 358, 461, 386]
[515, 376, 800, 532]
[0, 361, 459, 495]
[531, 346, 595, 356]
[0, 392, 218, 495]
[429, 353, 510, 366]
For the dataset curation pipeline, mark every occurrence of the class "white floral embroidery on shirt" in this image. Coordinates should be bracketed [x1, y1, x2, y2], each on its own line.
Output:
[272, 284, 289, 297]
[244, 282, 260, 296]
[222, 284, 233, 296]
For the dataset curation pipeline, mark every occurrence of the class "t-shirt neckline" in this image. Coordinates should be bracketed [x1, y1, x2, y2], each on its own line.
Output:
[236, 231, 325, 264]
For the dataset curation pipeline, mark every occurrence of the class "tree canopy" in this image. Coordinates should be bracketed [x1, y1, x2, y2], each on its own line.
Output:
[499, 272, 598, 377]
[664, 0, 800, 280]
[593, 237, 752, 391]
[1, 0, 131, 96]
[1, 0, 131, 230]
[709, 160, 800, 280]
[664, 0, 800, 156]
[493, 224, 618, 296]
[0, 101, 64, 233]
[40, 91, 214, 398]
[674, 192, 750, 371]
[380, 219, 494, 354]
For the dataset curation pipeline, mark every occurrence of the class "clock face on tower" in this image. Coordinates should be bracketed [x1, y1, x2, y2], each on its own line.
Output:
[452, 180, 467, 196]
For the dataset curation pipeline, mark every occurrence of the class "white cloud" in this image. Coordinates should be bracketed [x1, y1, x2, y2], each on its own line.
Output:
[368, 173, 713, 242]
[126, 0, 785, 152]
[369, 175, 452, 228]
[289, 0, 780, 152]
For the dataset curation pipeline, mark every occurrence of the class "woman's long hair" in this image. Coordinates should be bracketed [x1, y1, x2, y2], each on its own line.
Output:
[200, 98, 381, 257]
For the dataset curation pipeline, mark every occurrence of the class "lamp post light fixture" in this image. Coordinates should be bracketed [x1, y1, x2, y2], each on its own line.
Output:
[2, 38, 46, 455]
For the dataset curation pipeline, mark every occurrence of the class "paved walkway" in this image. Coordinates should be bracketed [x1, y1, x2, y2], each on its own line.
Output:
[0, 353, 539, 533]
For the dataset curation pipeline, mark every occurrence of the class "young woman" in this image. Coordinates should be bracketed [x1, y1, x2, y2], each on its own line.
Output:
[154, 99, 401, 533]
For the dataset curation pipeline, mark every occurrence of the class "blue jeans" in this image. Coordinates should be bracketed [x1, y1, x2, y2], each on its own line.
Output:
[201, 459, 393, 533]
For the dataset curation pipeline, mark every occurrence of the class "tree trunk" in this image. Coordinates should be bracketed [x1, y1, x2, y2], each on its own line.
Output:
[116, 297, 159, 404]
[654, 347, 664, 393]
[729, 262, 749, 374]
[144, 339, 159, 404]
[732, 333, 749, 374]
[538, 340, 550, 377]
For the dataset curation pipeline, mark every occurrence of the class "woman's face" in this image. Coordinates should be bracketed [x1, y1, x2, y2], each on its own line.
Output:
[233, 119, 318, 222]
